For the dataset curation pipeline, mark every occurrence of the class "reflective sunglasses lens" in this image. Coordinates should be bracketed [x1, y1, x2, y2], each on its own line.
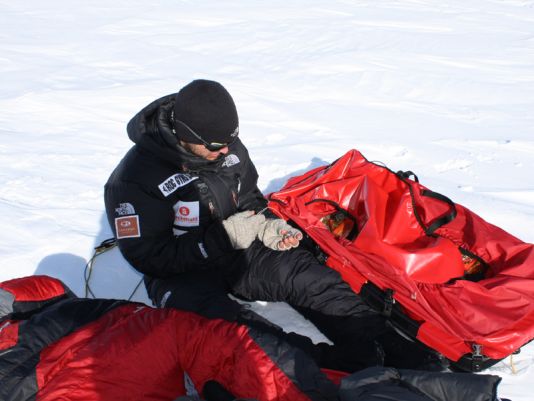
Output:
[206, 136, 236, 151]
[206, 143, 227, 151]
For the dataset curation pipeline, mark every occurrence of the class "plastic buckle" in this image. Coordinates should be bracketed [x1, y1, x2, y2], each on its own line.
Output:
[94, 238, 117, 254]
[471, 344, 489, 372]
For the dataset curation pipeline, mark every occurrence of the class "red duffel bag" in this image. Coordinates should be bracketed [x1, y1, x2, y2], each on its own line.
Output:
[269, 149, 534, 371]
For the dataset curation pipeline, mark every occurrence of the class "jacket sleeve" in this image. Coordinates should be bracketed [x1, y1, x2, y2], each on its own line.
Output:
[105, 182, 234, 278]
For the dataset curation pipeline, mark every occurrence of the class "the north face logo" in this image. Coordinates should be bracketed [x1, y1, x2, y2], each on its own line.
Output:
[222, 154, 240, 168]
[115, 202, 135, 216]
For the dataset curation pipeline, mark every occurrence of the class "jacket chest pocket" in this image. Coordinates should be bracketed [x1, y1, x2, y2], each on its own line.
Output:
[196, 173, 240, 220]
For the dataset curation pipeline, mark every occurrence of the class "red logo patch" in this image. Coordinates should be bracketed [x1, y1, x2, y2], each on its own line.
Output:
[115, 216, 141, 239]
[179, 206, 190, 216]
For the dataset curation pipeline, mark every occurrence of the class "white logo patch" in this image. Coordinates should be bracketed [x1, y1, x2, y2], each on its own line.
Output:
[173, 201, 200, 227]
[158, 174, 198, 197]
[115, 202, 135, 216]
[222, 154, 240, 168]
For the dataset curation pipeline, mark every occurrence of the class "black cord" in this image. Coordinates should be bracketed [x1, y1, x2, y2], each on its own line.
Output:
[127, 277, 145, 301]
[83, 238, 144, 302]
[83, 253, 98, 298]
[84, 238, 117, 298]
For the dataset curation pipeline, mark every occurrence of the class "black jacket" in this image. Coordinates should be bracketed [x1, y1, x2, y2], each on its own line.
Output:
[104, 94, 267, 278]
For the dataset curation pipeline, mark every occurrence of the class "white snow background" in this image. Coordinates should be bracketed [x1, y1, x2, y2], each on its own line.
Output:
[1, 0, 534, 399]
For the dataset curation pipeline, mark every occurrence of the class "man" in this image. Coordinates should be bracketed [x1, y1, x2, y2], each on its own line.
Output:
[104, 79, 436, 370]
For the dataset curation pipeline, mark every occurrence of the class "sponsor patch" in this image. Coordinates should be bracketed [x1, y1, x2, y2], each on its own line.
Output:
[115, 202, 135, 216]
[222, 154, 240, 168]
[115, 215, 141, 239]
[173, 201, 200, 227]
[158, 174, 198, 197]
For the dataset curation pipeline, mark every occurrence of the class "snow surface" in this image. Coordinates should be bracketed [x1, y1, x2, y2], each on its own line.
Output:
[1, 0, 534, 399]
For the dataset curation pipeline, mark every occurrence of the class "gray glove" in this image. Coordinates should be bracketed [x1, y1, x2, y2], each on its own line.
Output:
[222, 211, 266, 250]
[258, 219, 303, 251]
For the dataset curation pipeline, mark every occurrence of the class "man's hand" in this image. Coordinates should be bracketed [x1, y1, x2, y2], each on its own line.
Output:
[258, 219, 303, 251]
[222, 211, 266, 250]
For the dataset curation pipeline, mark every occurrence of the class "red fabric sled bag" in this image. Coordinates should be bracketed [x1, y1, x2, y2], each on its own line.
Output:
[269, 149, 534, 363]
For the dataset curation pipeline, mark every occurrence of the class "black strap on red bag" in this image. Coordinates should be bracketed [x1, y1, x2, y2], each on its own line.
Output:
[395, 170, 457, 236]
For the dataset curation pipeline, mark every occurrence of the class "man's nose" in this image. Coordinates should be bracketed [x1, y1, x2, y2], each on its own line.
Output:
[219, 146, 229, 155]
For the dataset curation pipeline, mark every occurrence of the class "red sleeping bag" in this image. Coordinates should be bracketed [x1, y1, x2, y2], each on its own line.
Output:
[269, 149, 534, 371]
[0, 275, 336, 401]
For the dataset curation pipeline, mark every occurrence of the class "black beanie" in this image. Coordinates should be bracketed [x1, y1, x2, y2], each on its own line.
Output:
[173, 80, 239, 144]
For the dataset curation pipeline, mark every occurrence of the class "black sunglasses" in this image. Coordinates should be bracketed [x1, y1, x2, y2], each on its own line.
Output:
[174, 118, 237, 152]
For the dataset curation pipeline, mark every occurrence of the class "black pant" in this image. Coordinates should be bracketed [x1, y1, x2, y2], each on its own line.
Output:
[146, 240, 382, 344]
[145, 240, 393, 372]
[145, 241, 442, 371]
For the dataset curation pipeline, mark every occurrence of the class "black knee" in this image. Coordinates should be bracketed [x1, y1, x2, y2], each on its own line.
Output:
[146, 273, 242, 321]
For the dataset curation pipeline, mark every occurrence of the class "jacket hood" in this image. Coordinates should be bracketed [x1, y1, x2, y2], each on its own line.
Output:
[126, 94, 229, 171]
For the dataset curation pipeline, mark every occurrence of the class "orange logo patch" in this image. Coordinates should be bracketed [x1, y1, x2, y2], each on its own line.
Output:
[115, 215, 141, 239]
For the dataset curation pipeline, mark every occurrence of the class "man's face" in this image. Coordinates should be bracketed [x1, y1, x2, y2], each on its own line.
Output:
[180, 141, 229, 161]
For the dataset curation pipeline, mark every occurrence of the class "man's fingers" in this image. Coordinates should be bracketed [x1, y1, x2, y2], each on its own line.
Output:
[285, 236, 299, 246]
[279, 229, 301, 240]
[258, 219, 302, 251]
[277, 233, 300, 250]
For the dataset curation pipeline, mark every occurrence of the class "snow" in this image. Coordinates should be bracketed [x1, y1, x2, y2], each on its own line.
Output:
[1, 0, 534, 398]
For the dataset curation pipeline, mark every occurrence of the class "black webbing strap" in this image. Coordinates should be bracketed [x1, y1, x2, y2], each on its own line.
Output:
[420, 189, 457, 235]
[394, 168, 457, 236]
[396, 170, 419, 183]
